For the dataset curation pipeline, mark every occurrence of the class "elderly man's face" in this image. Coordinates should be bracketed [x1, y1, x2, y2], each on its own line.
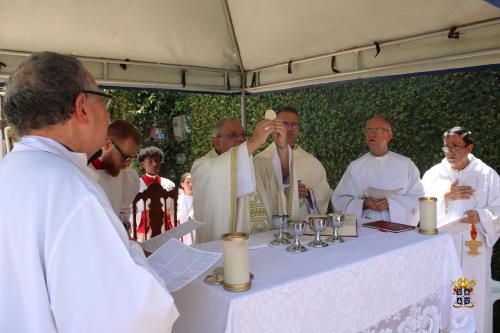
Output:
[443, 134, 473, 169]
[212, 120, 246, 154]
[142, 156, 162, 176]
[365, 117, 393, 157]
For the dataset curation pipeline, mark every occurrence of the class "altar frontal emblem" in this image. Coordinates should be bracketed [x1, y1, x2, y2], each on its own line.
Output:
[451, 277, 476, 308]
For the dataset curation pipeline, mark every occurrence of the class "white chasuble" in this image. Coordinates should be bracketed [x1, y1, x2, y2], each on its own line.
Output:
[422, 154, 500, 333]
[332, 151, 424, 226]
[191, 143, 270, 243]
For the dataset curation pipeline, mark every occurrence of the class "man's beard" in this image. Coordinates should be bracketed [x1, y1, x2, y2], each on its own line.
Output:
[102, 156, 121, 177]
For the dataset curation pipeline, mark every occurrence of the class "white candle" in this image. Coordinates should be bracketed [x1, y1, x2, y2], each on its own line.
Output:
[222, 232, 250, 291]
[419, 197, 438, 234]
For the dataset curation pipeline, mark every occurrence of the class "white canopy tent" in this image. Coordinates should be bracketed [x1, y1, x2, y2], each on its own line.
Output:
[1, 0, 500, 95]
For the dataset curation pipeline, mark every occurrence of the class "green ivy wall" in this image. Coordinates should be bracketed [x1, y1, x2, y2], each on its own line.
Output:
[176, 69, 499, 187]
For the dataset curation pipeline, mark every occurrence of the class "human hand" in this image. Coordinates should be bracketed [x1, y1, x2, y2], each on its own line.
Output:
[459, 210, 480, 224]
[363, 196, 389, 211]
[272, 119, 287, 148]
[248, 119, 274, 146]
[298, 181, 309, 199]
[445, 180, 474, 202]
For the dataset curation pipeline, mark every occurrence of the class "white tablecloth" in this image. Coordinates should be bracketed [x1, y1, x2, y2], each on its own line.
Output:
[172, 227, 475, 333]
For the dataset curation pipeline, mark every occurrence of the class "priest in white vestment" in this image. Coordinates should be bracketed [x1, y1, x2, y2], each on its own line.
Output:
[191, 117, 288, 243]
[255, 106, 333, 220]
[89, 120, 140, 225]
[422, 127, 499, 333]
[0, 52, 178, 332]
[332, 114, 424, 225]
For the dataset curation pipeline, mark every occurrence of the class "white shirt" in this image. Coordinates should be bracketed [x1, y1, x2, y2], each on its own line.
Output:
[178, 191, 193, 224]
[332, 151, 424, 226]
[90, 165, 140, 219]
[0, 136, 178, 332]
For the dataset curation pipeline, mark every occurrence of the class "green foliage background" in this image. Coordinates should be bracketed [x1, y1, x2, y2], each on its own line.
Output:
[109, 69, 499, 278]
[174, 69, 499, 188]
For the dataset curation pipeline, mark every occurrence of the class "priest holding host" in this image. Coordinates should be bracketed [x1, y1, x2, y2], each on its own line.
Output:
[332, 114, 424, 226]
[422, 126, 499, 333]
[0, 52, 178, 332]
[254, 106, 333, 220]
[191, 116, 289, 243]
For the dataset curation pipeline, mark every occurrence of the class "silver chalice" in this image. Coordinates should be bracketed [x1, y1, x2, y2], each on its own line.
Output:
[307, 215, 329, 248]
[271, 215, 291, 245]
[286, 220, 308, 252]
[327, 213, 345, 244]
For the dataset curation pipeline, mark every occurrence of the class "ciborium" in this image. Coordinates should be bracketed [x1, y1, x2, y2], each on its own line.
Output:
[286, 220, 308, 252]
[271, 215, 291, 245]
[307, 215, 329, 248]
[327, 213, 345, 244]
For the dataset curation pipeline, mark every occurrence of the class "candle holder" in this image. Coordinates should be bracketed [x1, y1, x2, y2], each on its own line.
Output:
[221, 232, 251, 292]
[418, 197, 438, 235]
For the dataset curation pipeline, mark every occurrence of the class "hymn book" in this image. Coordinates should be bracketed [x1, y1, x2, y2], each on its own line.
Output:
[362, 220, 415, 233]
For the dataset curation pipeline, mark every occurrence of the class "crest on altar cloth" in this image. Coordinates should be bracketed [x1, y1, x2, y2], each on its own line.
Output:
[451, 277, 476, 308]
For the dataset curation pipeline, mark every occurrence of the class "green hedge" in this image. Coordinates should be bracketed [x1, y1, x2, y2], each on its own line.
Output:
[109, 69, 499, 193]
[176, 70, 499, 188]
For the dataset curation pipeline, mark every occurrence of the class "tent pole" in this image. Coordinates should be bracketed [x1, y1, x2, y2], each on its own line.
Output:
[240, 90, 247, 130]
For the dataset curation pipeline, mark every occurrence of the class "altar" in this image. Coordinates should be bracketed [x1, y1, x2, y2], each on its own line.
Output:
[172, 226, 475, 332]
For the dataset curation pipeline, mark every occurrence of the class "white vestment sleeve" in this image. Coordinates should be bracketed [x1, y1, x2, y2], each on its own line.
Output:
[47, 195, 178, 332]
[331, 164, 364, 218]
[236, 142, 256, 198]
[476, 170, 500, 247]
[120, 168, 140, 217]
[271, 145, 292, 187]
[387, 161, 424, 226]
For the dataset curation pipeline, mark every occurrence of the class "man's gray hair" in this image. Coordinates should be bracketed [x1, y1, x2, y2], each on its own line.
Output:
[212, 118, 232, 138]
[367, 113, 392, 130]
[3, 52, 92, 135]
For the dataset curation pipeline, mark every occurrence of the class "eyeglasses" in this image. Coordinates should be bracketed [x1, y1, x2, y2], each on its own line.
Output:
[284, 122, 300, 129]
[365, 128, 390, 134]
[111, 140, 137, 163]
[442, 144, 467, 153]
[217, 132, 246, 140]
[83, 90, 113, 109]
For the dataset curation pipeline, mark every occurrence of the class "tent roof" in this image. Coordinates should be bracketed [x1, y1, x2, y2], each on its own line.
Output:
[1, 0, 500, 93]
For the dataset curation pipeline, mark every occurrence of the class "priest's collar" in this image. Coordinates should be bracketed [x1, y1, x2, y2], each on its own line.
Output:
[444, 154, 474, 172]
[87, 149, 102, 165]
[145, 173, 159, 178]
[369, 150, 391, 159]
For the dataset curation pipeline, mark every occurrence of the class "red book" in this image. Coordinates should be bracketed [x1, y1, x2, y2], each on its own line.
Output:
[362, 221, 415, 233]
